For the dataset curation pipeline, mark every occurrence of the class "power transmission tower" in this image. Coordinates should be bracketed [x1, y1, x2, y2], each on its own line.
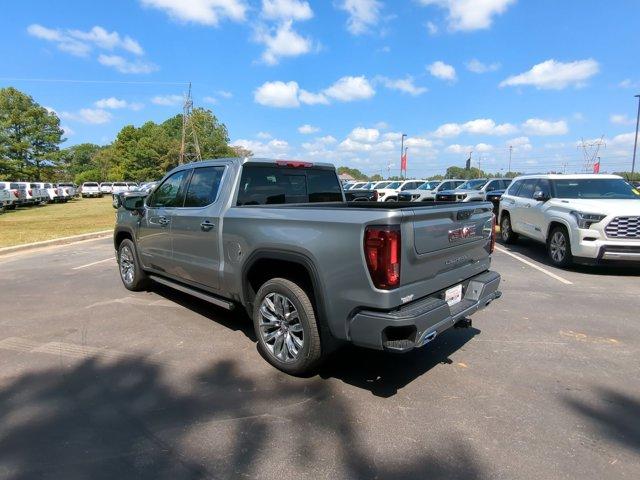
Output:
[578, 136, 605, 173]
[179, 82, 202, 165]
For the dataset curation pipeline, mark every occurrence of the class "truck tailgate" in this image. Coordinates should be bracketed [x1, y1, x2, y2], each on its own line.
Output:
[402, 203, 494, 285]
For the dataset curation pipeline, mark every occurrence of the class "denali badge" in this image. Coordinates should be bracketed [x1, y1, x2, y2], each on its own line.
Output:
[449, 225, 476, 242]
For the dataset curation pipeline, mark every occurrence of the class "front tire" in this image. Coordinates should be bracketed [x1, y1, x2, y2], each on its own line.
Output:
[500, 213, 518, 244]
[253, 278, 322, 376]
[547, 226, 573, 267]
[117, 239, 149, 291]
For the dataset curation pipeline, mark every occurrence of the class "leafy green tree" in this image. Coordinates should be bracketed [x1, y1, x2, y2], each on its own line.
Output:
[337, 166, 367, 180]
[57, 143, 103, 180]
[0, 87, 64, 180]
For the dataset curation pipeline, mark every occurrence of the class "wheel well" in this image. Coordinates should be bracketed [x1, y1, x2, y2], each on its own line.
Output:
[546, 221, 567, 241]
[114, 230, 132, 250]
[245, 258, 314, 306]
[499, 209, 510, 224]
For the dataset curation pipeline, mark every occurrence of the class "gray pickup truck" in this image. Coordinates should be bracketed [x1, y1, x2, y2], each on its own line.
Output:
[113, 158, 501, 374]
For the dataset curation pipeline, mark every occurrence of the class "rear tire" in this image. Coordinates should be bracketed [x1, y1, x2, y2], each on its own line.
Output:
[500, 213, 518, 244]
[547, 226, 573, 268]
[253, 278, 322, 376]
[117, 239, 149, 291]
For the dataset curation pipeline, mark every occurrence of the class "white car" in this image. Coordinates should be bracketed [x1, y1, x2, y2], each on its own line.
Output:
[81, 182, 103, 198]
[58, 182, 77, 197]
[126, 182, 139, 191]
[100, 182, 113, 193]
[0, 182, 26, 209]
[499, 174, 640, 267]
[436, 178, 512, 203]
[33, 182, 61, 203]
[376, 180, 426, 202]
[111, 182, 129, 194]
[0, 185, 10, 212]
[15, 182, 44, 206]
[397, 179, 465, 202]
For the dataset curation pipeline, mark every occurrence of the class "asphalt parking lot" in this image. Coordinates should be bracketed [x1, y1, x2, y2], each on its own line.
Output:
[0, 237, 638, 479]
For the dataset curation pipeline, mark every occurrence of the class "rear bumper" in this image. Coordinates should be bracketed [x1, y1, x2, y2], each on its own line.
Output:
[348, 271, 501, 352]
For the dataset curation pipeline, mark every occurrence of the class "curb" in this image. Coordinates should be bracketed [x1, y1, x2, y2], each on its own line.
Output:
[0, 230, 112, 256]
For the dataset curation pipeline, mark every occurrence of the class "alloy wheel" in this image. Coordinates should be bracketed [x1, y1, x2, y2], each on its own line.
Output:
[549, 231, 567, 263]
[119, 246, 135, 285]
[259, 293, 304, 363]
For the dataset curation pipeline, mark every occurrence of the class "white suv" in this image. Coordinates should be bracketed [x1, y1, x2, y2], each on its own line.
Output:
[376, 180, 426, 202]
[499, 174, 640, 267]
[399, 179, 465, 202]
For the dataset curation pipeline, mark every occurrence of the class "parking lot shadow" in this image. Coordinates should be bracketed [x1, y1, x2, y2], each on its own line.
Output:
[320, 327, 481, 398]
[565, 388, 640, 453]
[0, 356, 488, 479]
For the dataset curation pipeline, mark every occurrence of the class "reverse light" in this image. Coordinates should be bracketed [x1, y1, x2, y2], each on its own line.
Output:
[364, 226, 401, 290]
[571, 211, 606, 229]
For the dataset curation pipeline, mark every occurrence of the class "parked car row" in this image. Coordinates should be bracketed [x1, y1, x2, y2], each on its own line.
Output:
[0, 181, 78, 212]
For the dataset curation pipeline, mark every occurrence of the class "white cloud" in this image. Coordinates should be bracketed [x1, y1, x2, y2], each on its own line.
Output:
[324, 76, 375, 102]
[94, 97, 143, 110]
[507, 136, 532, 151]
[426, 21, 438, 35]
[254, 80, 300, 108]
[255, 20, 314, 65]
[232, 138, 290, 158]
[474, 142, 493, 152]
[27, 24, 144, 57]
[140, 0, 247, 25]
[217, 90, 233, 98]
[610, 114, 635, 126]
[257, 131, 272, 139]
[445, 144, 472, 154]
[377, 76, 428, 96]
[61, 108, 113, 124]
[433, 118, 516, 137]
[98, 54, 158, 74]
[419, 0, 516, 32]
[427, 61, 457, 81]
[500, 59, 599, 90]
[521, 118, 568, 136]
[405, 137, 435, 149]
[261, 0, 313, 21]
[336, 0, 382, 35]
[299, 89, 329, 105]
[298, 124, 320, 134]
[61, 125, 75, 137]
[151, 94, 183, 106]
[348, 127, 380, 143]
[466, 59, 500, 73]
[619, 79, 640, 89]
[609, 132, 636, 148]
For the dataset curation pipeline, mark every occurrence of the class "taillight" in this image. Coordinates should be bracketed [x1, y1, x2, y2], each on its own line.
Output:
[364, 226, 401, 290]
[28, 189, 32, 196]
[373, 190, 378, 201]
[490, 214, 497, 254]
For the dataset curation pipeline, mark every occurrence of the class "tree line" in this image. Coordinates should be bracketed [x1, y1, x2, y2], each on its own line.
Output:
[0, 87, 241, 183]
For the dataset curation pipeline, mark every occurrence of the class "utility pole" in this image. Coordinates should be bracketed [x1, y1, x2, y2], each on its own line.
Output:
[179, 82, 202, 165]
[508, 145, 513, 175]
[400, 134, 407, 179]
[632, 94, 640, 179]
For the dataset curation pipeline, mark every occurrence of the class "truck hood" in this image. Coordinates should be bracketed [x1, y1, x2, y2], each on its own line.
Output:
[550, 198, 640, 216]
[439, 189, 479, 195]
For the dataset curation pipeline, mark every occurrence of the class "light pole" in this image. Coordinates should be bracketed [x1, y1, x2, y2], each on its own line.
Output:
[508, 145, 513, 176]
[404, 147, 408, 178]
[632, 94, 640, 179]
[400, 134, 407, 178]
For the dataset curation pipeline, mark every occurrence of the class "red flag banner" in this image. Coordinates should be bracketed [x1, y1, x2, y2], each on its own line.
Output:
[593, 161, 600, 174]
[401, 153, 407, 172]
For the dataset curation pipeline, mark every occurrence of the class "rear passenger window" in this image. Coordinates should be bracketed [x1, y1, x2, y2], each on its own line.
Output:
[183, 166, 225, 207]
[507, 181, 522, 196]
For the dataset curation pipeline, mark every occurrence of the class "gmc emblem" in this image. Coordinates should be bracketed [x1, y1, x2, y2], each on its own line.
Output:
[449, 225, 476, 242]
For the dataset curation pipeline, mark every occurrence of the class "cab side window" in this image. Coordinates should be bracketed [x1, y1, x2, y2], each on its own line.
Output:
[183, 166, 225, 207]
[517, 179, 538, 199]
[507, 180, 522, 196]
[147, 170, 190, 207]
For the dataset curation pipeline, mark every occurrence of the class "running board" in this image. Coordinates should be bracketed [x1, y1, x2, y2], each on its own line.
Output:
[149, 275, 234, 310]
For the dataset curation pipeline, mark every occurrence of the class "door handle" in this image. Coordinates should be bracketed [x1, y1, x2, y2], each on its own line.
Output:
[158, 216, 170, 226]
[200, 220, 215, 231]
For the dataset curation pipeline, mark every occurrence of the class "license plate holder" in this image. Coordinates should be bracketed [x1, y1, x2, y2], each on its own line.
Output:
[445, 284, 463, 307]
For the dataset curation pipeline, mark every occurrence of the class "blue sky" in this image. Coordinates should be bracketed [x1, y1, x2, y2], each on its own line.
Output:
[2, 0, 639, 177]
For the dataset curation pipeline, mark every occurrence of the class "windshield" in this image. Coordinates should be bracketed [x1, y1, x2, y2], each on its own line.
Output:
[418, 182, 440, 190]
[552, 178, 640, 199]
[374, 181, 391, 189]
[385, 182, 401, 189]
[84, 183, 98, 187]
[113, 182, 126, 186]
[457, 179, 487, 190]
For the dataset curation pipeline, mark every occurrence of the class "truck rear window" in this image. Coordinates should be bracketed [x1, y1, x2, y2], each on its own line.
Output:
[236, 165, 342, 205]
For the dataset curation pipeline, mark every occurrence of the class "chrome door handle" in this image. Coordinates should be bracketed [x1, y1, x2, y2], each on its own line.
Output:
[158, 217, 170, 226]
[200, 220, 215, 231]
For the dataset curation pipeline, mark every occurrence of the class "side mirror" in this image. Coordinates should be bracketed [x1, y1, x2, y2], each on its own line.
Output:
[113, 192, 147, 211]
[533, 191, 550, 202]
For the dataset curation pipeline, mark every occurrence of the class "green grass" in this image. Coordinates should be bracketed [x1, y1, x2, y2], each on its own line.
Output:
[0, 196, 115, 247]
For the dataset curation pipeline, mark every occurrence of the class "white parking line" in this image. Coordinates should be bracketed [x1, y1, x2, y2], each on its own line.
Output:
[72, 257, 114, 270]
[495, 246, 574, 285]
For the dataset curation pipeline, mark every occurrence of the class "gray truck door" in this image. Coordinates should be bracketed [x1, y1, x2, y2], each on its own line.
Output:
[169, 165, 226, 290]
[137, 169, 190, 273]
